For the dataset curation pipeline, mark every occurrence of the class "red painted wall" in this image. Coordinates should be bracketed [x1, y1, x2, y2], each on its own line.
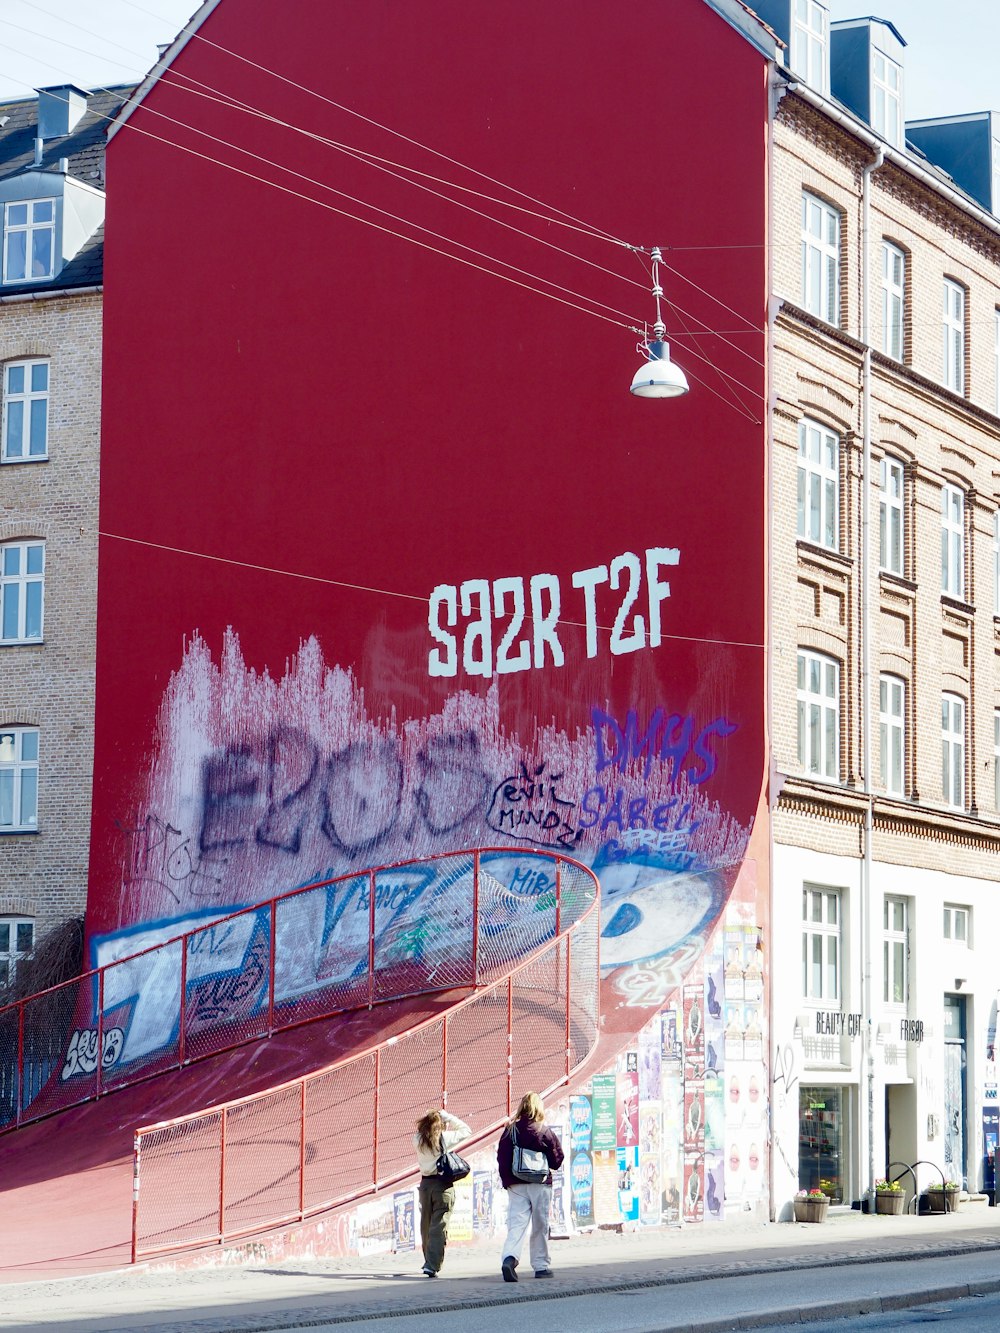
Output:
[91, 0, 769, 1035]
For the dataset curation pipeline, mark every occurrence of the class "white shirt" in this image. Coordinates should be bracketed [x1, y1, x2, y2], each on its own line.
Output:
[414, 1111, 472, 1176]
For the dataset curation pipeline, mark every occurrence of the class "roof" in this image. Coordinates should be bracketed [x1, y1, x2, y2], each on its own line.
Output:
[0, 86, 131, 294]
[0, 85, 132, 190]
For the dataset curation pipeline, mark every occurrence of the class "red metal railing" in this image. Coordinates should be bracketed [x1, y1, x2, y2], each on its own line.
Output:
[0, 848, 594, 1133]
[130, 853, 600, 1260]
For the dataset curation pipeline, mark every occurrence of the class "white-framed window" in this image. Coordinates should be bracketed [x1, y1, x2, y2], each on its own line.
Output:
[941, 693, 965, 810]
[994, 510, 1000, 615]
[994, 709, 1000, 811]
[0, 728, 38, 831]
[879, 455, 904, 574]
[941, 484, 964, 598]
[3, 199, 55, 284]
[881, 243, 905, 360]
[0, 540, 44, 643]
[879, 674, 905, 797]
[0, 918, 34, 985]
[883, 896, 907, 1006]
[942, 278, 966, 394]
[803, 884, 840, 1002]
[943, 904, 970, 945]
[995, 309, 1000, 415]
[797, 649, 840, 781]
[797, 418, 839, 549]
[2, 360, 49, 462]
[802, 193, 840, 325]
[790, 0, 830, 94]
[872, 50, 903, 148]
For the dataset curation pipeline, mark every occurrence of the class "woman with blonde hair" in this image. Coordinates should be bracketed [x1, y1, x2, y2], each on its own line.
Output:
[496, 1090, 564, 1281]
[413, 1106, 471, 1277]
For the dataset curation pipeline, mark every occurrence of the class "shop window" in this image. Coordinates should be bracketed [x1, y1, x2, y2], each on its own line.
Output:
[799, 1085, 846, 1204]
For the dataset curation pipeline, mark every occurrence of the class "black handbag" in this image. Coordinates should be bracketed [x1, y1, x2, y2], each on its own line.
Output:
[435, 1149, 471, 1185]
[510, 1123, 549, 1183]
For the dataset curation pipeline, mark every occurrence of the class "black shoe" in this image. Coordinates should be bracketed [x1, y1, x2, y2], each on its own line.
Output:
[422, 1266, 437, 1277]
[501, 1256, 518, 1282]
[535, 1269, 553, 1278]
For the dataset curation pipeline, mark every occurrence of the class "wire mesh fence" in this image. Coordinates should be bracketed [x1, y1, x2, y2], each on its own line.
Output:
[0, 848, 591, 1133]
[131, 852, 599, 1259]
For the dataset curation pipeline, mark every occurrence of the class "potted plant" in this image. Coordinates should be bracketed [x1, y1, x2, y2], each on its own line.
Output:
[793, 1188, 829, 1223]
[873, 1178, 905, 1215]
[925, 1181, 960, 1213]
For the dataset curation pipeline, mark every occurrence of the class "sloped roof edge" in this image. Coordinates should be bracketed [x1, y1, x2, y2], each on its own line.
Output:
[703, 0, 782, 59]
[107, 0, 224, 141]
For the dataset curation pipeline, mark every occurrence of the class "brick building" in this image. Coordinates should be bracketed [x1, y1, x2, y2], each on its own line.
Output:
[755, 0, 1000, 1210]
[0, 87, 127, 980]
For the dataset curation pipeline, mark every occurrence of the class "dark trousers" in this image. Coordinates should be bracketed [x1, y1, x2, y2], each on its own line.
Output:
[419, 1175, 455, 1272]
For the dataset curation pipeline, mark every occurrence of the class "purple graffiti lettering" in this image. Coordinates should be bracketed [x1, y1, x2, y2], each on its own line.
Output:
[321, 739, 402, 854]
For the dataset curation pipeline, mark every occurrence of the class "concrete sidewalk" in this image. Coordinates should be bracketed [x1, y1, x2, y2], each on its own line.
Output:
[3, 1202, 1000, 1332]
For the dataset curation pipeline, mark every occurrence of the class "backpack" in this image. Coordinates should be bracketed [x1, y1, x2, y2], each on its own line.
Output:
[510, 1122, 549, 1183]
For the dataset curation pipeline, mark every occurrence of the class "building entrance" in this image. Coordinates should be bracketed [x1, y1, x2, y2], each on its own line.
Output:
[943, 995, 967, 1187]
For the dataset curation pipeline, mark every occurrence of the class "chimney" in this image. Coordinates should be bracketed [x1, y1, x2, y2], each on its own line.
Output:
[36, 84, 89, 139]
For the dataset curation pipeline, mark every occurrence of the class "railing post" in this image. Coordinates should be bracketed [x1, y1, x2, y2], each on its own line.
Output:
[555, 856, 562, 937]
[299, 1080, 307, 1219]
[368, 871, 377, 1009]
[131, 1132, 141, 1264]
[565, 929, 572, 1078]
[15, 1002, 24, 1128]
[219, 1107, 227, 1243]
[96, 968, 105, 1097]
[442, 1015, 448, 1107]
[372, 1048, 380, 1186]
[268, 899, 277, 1035]
[471, 851, 480, 986]
[506, 974, 513, 1116]
[178, 934, 188, 1066]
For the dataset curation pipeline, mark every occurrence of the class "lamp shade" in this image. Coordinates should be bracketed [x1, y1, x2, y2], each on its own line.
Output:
[629, 339, 689, 398]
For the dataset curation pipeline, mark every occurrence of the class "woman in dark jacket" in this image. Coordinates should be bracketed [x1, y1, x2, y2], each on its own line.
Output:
[496, 1090, 564, 1281]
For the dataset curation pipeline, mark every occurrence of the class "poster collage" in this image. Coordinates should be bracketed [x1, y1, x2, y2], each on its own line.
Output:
[347, 915, 768, 1256]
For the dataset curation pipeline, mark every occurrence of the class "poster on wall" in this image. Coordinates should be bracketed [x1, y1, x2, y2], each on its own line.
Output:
[617, 1057, 639, 1149]
[638, 1017, 662, 1101]
[704, 1148, 725, 1222]
[592, 1074, 617, 1150]
[449, 1176, 474, 1242]
[393, 1190, 415, 1251]
[617, 1146, 639, 1223]
[549, 1124, 570, 1238]
[355, 1197, 396, 1255]
[570, 1095, 593, 1155]
[570, 1149, 594, 1227]
[683, 1154, 704, 1223]
[473, 1172, 493, 1236]
[592, 1149, 619, 1225]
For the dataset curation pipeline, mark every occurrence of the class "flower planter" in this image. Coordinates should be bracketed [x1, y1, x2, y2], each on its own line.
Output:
[875, 1191, 905, 1215]
[926, 1187, 960, 1214]
[793, 1196, 829, 1223]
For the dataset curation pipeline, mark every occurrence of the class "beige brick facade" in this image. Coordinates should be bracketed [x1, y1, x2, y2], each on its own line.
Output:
[769, 82, 1000, 1206]
[1, 290, 101, 948]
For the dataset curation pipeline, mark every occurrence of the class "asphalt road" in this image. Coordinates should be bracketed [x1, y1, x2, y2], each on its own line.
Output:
[752, 1292, 1000, 1332]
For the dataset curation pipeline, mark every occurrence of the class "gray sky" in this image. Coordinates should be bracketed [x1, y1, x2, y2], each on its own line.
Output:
[0, 0, 996, 115]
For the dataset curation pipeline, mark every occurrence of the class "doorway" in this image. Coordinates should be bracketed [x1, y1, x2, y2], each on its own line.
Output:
[943, 994, 967, 1187]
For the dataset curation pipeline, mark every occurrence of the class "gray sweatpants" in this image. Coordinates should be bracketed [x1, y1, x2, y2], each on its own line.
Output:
[502, 1182, 552, 1272]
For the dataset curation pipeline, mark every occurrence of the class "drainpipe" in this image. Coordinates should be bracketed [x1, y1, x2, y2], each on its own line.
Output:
[861, 142, 884, 1206]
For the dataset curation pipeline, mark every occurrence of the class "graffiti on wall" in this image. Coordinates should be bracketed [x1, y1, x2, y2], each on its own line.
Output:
[73, 625, 751, 1079]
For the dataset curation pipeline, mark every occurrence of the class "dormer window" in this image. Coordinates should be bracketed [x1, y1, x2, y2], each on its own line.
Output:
[3, 200, 55, 284]
[872, 50, 902, 147]
[791, 0, 830, 96]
